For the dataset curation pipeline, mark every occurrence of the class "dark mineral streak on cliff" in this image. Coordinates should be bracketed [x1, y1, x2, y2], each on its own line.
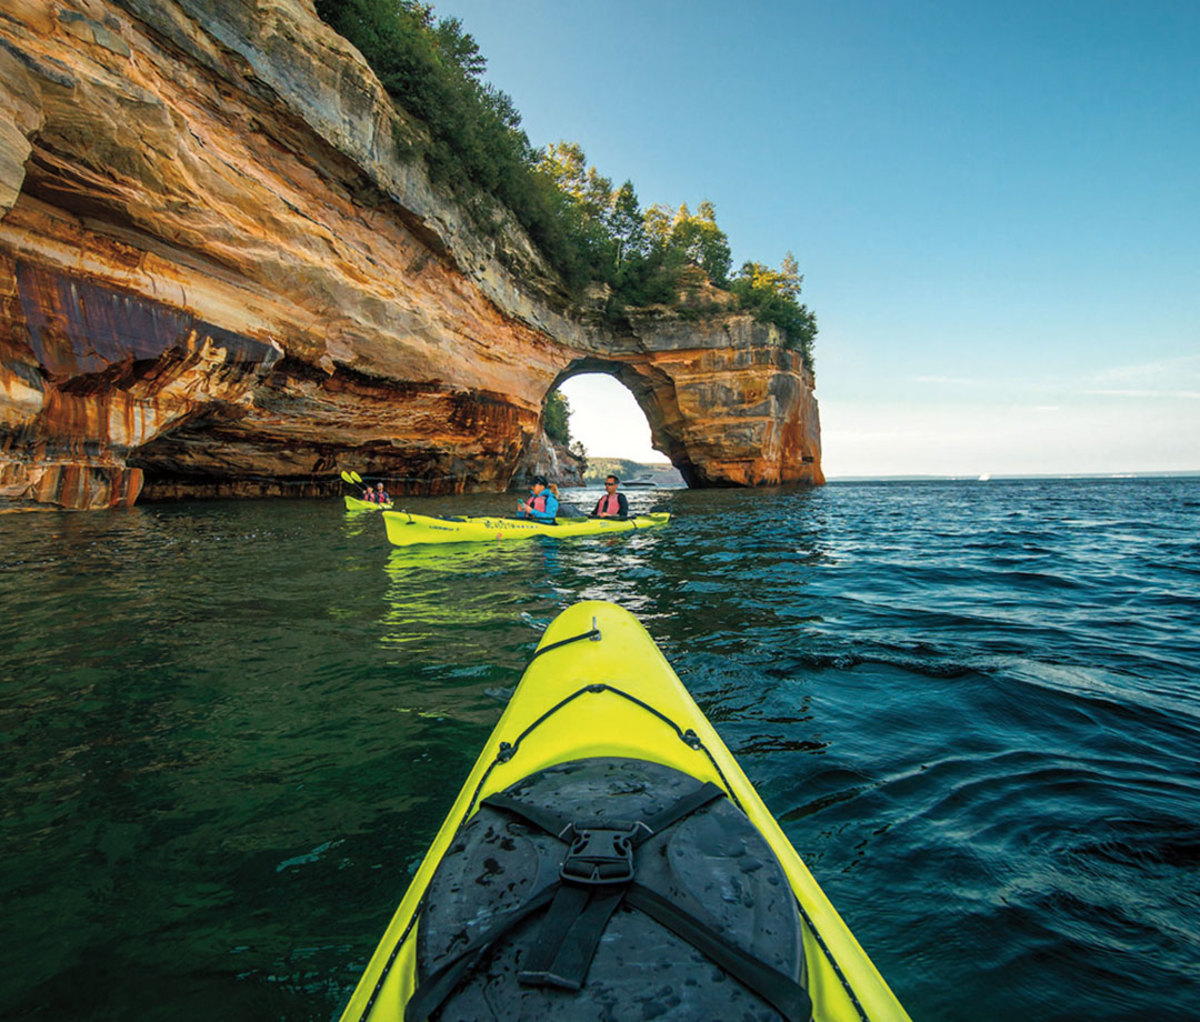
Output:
[18, 264, 281, 382]
[0, 0, 822, 510]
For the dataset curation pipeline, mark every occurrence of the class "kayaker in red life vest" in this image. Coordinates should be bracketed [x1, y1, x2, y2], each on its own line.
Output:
[592, 475, 628, 519]
[516, 475, 559, 523]
[361, 485, 376, 503]
[374, 482, 390, 504]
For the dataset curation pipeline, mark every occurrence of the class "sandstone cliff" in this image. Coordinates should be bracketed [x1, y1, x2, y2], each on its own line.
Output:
[0, 0, 823, 510]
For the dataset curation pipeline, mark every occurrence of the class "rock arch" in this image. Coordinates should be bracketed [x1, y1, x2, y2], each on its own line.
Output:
[546, 337, 823, 490]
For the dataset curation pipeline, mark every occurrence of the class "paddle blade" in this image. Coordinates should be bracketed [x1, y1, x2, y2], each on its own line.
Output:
[340, 470, 353, 484]
[350, 471, 363, 483]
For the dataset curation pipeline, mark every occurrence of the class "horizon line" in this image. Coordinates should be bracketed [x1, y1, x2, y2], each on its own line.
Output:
[826, 470, 1200, 482]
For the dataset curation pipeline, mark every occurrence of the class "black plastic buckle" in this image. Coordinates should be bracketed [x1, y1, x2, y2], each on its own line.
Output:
[558, 823, 647, 885]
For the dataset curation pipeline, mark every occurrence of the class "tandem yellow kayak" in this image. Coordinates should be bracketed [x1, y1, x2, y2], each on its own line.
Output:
[339, 601, 909, 1022]
[381, 510, 670, 547]
[345, 496, 393, 512]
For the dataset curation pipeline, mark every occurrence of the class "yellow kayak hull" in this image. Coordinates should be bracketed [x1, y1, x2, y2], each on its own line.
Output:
[339, 601, 909, 1022]
[344, 495, 393, 512]
[382, 510, 669, 546]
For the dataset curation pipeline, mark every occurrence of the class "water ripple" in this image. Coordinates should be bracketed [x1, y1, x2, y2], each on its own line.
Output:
[1, 480, 1198, 1019]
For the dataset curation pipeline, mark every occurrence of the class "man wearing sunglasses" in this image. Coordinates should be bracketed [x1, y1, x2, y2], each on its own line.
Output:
[591, 475, 628, 519]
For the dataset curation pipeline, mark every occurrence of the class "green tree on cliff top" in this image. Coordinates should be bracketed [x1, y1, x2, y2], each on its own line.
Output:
[730, 253, 818, 365]
[314, 0, 817, 368]
[669, 202, 732, 286]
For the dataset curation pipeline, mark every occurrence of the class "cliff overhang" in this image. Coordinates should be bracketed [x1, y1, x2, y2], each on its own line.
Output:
[0, 0, 822, 509]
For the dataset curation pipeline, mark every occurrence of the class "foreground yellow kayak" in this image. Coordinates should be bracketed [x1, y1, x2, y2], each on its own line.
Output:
[339, 601, 909, 1022]
[345, 496, 393, 512]
[382, 510, 669, 547]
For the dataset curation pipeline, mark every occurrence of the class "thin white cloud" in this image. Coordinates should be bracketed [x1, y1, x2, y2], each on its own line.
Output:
[1085, 388, 1200, 400]
[913, 374, 981, 386]
[1089, 353, 1200, 389]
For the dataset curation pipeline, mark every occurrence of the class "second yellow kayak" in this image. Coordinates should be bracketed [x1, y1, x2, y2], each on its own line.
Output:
[382, 510, 669, 547]
[344, 495, 393, 512]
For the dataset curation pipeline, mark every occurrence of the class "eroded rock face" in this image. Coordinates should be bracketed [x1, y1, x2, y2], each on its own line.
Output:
[0, 0, 822, 509]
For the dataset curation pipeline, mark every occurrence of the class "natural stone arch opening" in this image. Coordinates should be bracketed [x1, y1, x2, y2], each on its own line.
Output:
[546, 358, 699, 487]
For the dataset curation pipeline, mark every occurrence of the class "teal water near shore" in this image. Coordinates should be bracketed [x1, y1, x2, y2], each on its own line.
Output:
[2, 479, 1199, 1020]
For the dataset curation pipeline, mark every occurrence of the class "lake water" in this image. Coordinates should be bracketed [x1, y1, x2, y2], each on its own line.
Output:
[2, 478, 1198, 1020]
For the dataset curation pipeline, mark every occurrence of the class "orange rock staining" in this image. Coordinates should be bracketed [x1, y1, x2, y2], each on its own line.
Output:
[0, 0, 821, 509]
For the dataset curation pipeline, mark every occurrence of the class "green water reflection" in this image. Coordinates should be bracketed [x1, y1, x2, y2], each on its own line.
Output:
[0, 492, 684, 1020]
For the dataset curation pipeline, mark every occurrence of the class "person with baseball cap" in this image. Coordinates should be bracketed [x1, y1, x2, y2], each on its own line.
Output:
[516, 475, 559, 523]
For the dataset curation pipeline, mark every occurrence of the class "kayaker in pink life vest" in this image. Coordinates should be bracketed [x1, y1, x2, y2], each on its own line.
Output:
[591, 475, 628, 519]
[374, 482, 390, 504]
[516, 475, 559, 523]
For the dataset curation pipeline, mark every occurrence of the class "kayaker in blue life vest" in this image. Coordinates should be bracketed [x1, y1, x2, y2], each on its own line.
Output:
[591, 474, 629, 519]
[516, 475, 558, 522]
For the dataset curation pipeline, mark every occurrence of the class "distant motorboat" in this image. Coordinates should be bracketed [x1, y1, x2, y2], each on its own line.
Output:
[978, 473, 991, 482]
[622, 477, 657, 488]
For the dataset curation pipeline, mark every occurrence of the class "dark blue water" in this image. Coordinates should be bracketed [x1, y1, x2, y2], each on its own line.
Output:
[2, 478, 1198, 1020]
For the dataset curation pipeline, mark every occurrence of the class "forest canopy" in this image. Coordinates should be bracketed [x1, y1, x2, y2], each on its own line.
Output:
[314, 0, 816, 367]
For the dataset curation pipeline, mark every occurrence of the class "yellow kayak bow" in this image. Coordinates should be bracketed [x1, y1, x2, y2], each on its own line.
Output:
[340, 601, 908, 1022]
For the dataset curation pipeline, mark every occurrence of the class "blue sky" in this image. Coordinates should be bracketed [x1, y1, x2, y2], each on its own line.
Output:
[432, 0, 1199, 476]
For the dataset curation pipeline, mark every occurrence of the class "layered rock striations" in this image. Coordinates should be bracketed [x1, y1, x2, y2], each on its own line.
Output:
[0, 0, 823, 509]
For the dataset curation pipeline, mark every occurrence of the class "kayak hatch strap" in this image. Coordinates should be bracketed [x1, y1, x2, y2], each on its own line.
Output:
[402, 883, 559, 1022]
[480, 782, 861, 1021]
[477, 791, 573, 839]
[409, 781, 811, 1021]
[489, 782, 727, 991]
[527, 618, 601, 663]
[363, 688, 744, 1020]
[520, 884, 626, 989]
[481, 780, 725, 851]
[625, 882, 813, 1021]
